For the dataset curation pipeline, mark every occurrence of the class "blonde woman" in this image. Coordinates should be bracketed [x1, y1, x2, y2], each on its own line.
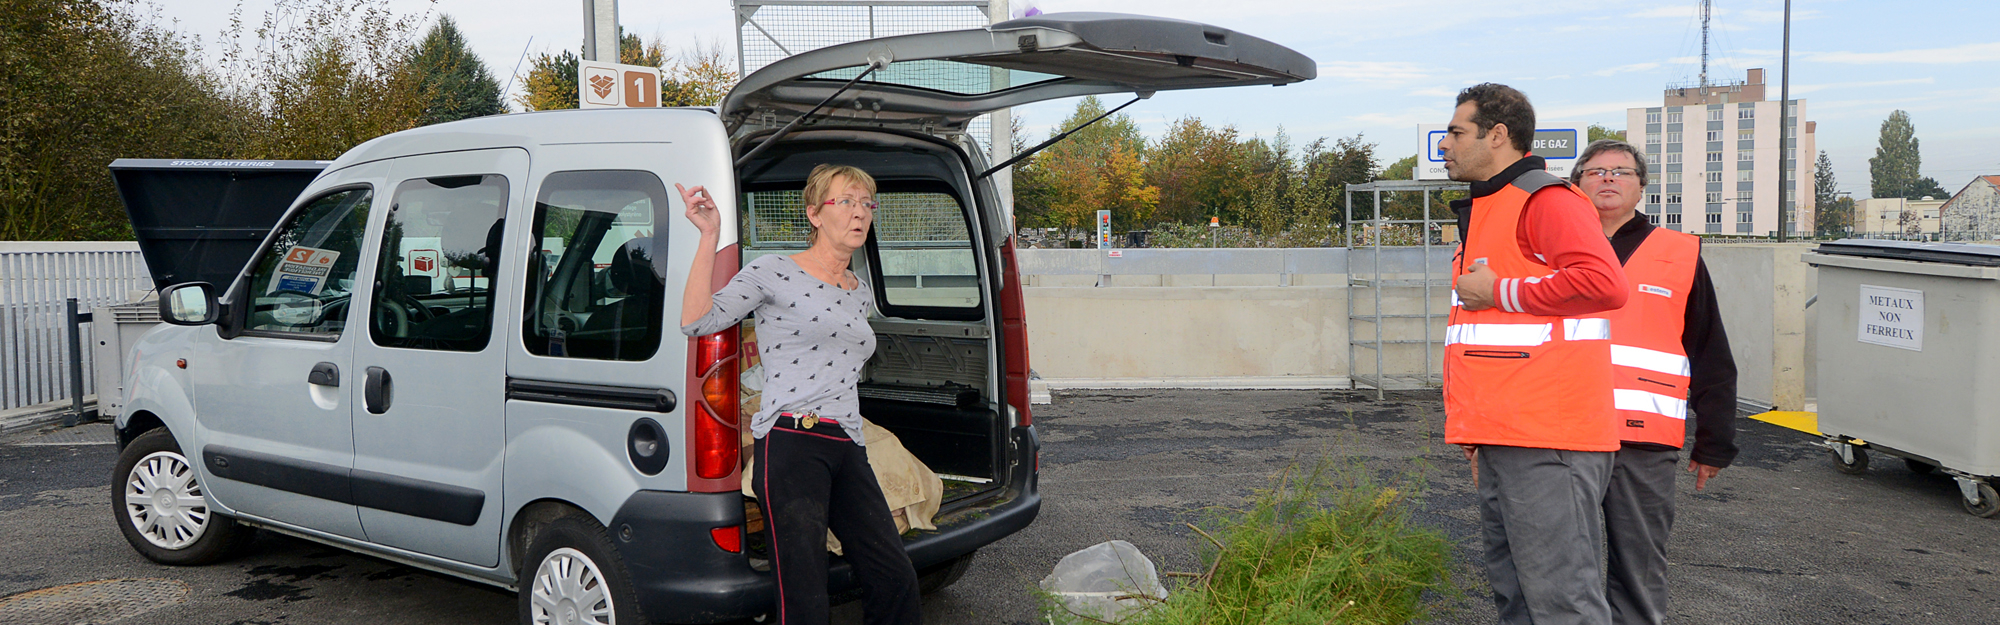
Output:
[679, 165, 921, 625]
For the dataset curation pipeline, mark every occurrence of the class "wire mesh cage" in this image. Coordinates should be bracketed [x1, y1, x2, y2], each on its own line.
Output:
[734, 1, 996, 151]
[744, 190, 970, 247]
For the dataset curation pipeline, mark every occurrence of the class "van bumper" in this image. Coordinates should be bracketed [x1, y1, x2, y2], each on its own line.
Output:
[609, 425, 1041, 624]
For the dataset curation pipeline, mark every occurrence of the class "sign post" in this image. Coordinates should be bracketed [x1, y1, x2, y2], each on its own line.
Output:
[1418, 121, 1586, 181]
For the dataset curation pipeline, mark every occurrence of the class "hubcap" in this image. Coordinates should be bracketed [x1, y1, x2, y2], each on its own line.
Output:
[529, 547, 615, 625]
[124, 451, 210, 550]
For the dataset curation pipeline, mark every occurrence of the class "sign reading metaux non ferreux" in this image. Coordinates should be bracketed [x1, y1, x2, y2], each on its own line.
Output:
[1857, 284, 1923, 351]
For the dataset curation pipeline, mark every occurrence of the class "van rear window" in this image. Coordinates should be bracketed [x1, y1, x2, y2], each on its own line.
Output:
[742, 189, 982, 314]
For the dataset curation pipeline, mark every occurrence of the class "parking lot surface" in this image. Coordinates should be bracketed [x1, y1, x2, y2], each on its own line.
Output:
[3, 390, 1997, 623]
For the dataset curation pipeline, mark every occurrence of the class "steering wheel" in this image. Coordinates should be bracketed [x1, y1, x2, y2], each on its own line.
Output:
[371, 292, 435, 338]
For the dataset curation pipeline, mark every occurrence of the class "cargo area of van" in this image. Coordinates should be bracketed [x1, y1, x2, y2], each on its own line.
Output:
[733, 129, 1015, 521]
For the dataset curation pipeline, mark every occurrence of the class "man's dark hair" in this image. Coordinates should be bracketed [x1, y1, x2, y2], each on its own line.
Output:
[1455, 83, 1536, 154]
[1570, 139, 1650, 185]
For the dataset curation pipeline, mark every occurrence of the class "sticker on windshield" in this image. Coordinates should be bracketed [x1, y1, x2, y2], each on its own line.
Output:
[268, 246, 340, 295]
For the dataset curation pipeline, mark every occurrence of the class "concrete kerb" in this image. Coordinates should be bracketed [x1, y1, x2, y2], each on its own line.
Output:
[0, 396, 98, 436]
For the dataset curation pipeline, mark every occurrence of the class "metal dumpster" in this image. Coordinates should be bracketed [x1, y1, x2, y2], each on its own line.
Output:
[1805, 239, 2000, 517]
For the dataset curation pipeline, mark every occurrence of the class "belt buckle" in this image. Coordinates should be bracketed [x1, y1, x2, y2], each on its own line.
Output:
[798, 411, 819, 429]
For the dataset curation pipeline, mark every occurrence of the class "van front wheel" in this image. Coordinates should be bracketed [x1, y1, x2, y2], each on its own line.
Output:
[111, 428, 256, 565]
[518, 513, 643, 625]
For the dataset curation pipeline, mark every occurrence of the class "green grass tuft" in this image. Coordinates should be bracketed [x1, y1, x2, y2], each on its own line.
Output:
[1050, 457, 1453, 625]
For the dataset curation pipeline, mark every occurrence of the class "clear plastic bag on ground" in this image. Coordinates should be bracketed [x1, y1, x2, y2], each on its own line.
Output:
[1039, 540, 1168, 623]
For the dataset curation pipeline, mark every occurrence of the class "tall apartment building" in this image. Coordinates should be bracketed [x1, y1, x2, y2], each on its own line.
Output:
[1624, 68, 1816, 235]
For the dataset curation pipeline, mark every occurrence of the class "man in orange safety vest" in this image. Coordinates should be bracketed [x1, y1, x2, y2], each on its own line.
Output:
[1570, 139, 1738, 625]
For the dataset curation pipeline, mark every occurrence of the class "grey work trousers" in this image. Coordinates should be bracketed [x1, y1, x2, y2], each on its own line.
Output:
[1478, 445, 1615, 625]
[1604, 446, 1679, 625]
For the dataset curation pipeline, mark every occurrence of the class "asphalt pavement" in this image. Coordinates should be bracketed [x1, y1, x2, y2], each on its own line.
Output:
[3, 390, 1997, 624]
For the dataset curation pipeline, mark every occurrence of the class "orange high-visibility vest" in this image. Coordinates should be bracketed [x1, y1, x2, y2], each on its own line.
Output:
[1444, 170, 1620, 452]
[1607, 227, 1701, 447]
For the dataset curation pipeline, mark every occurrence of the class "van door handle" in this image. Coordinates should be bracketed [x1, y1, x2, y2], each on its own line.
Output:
[308, 362, 340, 387]
[364, 366, 393, 414]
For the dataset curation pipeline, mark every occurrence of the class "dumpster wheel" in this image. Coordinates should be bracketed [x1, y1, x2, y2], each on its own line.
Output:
[1962, 481, 2000, 519]
[1830, 443, 1869, 475]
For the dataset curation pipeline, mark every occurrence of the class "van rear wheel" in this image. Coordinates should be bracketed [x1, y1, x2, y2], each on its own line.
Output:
[918, 550, 976, 595]
[111, 428, 256, 565]
[518, 513, 643, 625]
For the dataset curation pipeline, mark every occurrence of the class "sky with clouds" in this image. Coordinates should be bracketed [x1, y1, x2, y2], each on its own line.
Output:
[154, 0, 1999, 196]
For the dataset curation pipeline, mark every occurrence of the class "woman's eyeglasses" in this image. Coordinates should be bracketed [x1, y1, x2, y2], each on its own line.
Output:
[822, 197, 879, 210]
[1579, 167, 1640, 180]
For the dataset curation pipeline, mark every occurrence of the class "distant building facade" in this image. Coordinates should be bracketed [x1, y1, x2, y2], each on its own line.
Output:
[1624, 68, 1816, 235]
[1940, 176, 2000, 241]
[1854, 197, 1945, 237]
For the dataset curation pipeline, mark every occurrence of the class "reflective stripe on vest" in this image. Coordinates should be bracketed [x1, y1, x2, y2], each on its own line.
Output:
[1615, 389, 1689, 420]
[1445, 323, 1552, 347]
[1607, 228, 1701, 447]
[1611, 344, 1691, 377]
[1442, 169, 1619, 452]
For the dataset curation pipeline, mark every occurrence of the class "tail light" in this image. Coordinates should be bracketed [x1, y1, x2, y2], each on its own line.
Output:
[693, 328, 740, 481]
[999, 236, 1034, 427]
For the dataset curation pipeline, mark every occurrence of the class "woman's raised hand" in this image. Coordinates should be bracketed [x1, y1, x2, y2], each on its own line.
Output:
[677, 183, 720, 237]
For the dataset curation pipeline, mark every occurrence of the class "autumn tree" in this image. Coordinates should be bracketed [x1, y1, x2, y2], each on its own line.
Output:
[218, 0, 433, 160]
[518, 33, 738, 110]
[1147, 116, 1252, 225]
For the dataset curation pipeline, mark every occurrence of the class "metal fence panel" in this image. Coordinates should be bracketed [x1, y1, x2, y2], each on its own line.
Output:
[0, 244, 151, 411]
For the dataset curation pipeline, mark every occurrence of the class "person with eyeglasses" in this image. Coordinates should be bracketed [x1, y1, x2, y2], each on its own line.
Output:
[1437, 83, 1630, 625]
[679, 164, 922, 625]
[1570, 140, 1738, 625]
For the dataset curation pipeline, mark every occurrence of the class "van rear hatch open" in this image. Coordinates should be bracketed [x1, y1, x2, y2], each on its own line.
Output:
[108, 159, 329, 290]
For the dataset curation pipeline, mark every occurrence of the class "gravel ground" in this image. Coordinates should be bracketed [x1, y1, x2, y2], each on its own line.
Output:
[3, 390, 1996, 624]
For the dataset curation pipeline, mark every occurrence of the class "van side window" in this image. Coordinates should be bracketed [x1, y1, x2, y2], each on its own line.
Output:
[523, 170, 669, 361]
[242, 187, 373, 337]
[369, 175, 509, 352]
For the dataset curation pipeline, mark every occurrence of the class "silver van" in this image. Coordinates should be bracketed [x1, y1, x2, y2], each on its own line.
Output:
[110, 13, 1313, 624]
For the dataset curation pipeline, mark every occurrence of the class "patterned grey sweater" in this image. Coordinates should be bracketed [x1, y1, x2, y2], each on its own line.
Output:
[681, 254, 875, 445]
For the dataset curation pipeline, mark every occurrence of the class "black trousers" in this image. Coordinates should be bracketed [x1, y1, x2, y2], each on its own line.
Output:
[753, 422, 922, 625]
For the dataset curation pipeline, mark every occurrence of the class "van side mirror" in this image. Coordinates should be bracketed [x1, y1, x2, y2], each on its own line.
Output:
[160, 283, 220, 326]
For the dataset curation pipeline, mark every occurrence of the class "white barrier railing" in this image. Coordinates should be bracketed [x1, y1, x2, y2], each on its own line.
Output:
[0, 242, 152, 412]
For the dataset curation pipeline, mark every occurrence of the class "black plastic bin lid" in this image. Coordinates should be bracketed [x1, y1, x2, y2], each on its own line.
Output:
[1812, 239, 2000, 268]
[109, 159, 329, 290]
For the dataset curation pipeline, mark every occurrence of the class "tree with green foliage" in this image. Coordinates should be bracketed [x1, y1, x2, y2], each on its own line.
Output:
[218, 0, 432, 160]
[409, 15, 504, 125]
[1147, 116, 1251, 226]
[1, 0, 241, 240]
[1869, 110, 1948, 200]
[1813, 150, 1852, 237]
[1374, 155, 1462, 224]
[1587, 124, 1625, 143]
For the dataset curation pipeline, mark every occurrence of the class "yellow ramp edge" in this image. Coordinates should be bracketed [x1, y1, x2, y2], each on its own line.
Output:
[1750, 411, 1820, 436]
